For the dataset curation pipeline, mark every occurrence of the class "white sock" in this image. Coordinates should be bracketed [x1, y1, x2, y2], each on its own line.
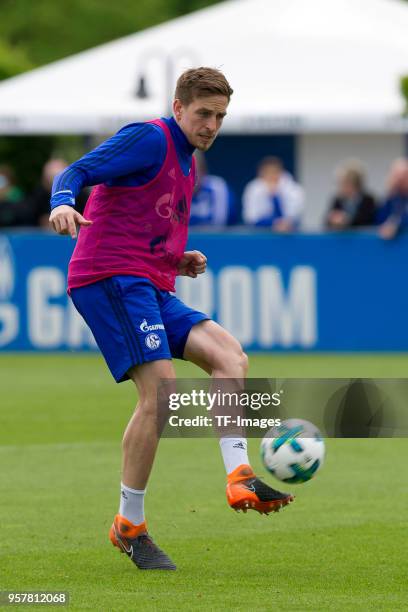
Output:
[219, 436, 250, 475]
[119, 483, 145, 525]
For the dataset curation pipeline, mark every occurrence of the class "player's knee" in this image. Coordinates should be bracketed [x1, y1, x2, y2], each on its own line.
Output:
[216, 346, 248, 377]
[122, 397, 159, 447]
[240, 351, 249, 376]
[233, 348, 248, 377]
[136, 396, 159, 418]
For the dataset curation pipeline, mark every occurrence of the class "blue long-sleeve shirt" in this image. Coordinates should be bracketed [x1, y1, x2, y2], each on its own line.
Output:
[50, 117, 195, 209]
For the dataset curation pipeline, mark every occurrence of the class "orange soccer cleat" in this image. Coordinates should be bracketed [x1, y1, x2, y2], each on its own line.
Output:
[109, 514, 176, 570]
[226, 464, 294, 515]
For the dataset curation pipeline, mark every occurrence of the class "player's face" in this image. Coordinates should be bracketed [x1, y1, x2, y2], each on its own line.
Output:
[174, 95, 229, 151]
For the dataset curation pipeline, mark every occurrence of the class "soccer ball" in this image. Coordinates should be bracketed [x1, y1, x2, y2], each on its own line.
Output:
[260, 419, 325, 484]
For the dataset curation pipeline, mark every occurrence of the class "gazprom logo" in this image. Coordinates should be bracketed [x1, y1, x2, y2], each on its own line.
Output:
[140, 318, 165, 332]
[0, 236, 97, 350]
[0, 237, 19, 346]
[176, 265, 317, 348]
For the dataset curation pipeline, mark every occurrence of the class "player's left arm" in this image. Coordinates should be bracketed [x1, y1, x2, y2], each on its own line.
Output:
[177, 250, 207, 278]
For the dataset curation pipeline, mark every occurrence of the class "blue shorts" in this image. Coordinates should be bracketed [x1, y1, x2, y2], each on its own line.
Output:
[70, 275, 209, 383]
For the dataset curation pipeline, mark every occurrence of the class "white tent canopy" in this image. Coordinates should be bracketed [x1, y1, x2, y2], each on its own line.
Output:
[1, 0, 408, 134]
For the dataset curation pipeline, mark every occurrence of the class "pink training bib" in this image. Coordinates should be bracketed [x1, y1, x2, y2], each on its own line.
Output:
[68, 119, 196, 292]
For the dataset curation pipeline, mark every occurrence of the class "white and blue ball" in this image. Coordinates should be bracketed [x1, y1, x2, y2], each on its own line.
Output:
[260, 419, 325, 484]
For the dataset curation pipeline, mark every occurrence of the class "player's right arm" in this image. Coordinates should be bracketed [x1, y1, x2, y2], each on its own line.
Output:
[49, 123, 165, 238]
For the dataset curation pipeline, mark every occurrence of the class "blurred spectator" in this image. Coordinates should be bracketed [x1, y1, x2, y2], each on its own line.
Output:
[190, 153, 237, 226]
[326, 160, 376, 229]
[0, 165, 28, 228]
[242, 157, 304, 232]
[28, 158, 88, 228]
[377, 158, 408, 240]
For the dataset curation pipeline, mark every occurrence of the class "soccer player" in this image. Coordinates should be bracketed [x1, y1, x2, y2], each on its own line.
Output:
[49, 67, 293, 571]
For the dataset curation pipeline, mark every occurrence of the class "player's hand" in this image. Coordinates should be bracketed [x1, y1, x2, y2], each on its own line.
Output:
[49, 205, 92, 239]
[177, 250, 207, 278]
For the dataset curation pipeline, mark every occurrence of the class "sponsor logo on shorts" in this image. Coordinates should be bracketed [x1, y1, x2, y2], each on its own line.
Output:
[145, 333, 161, 350]
[140, 318, 165, 333]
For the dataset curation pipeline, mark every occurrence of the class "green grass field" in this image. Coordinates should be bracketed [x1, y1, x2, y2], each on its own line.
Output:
[1, 353, 408, 611]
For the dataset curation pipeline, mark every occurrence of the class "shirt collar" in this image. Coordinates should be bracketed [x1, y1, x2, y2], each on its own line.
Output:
[164, 116, 195, 156]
